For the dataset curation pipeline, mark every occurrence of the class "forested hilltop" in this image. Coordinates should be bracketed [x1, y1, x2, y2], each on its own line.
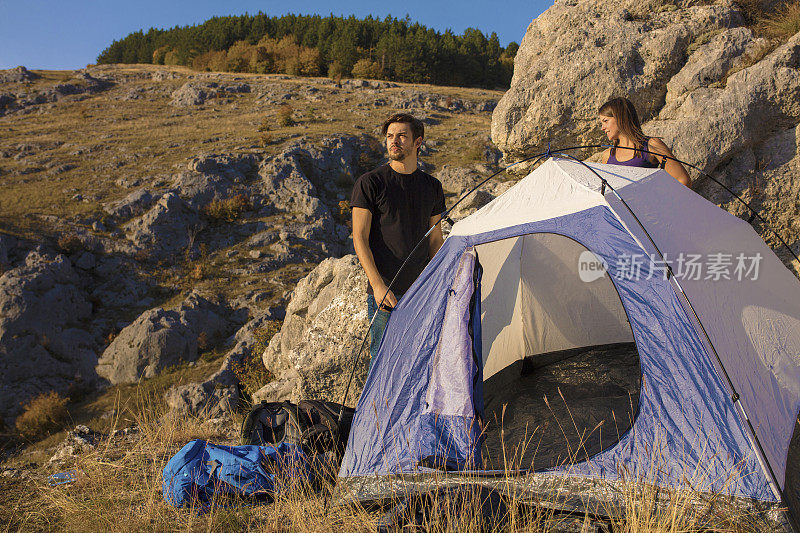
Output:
[97, 13, 518, 88]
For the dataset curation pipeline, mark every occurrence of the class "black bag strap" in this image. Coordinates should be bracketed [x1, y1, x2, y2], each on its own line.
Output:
[241, 401, 273, 445]
[298, 400, 339, 432]
[241, 400, 303, 446]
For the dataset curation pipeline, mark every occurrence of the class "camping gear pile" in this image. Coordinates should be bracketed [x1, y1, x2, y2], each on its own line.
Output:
[162, 400, 353, 508]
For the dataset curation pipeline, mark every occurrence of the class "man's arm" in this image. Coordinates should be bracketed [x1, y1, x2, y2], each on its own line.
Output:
[352, 207, 397, 309]
[428, 215, 444, 259]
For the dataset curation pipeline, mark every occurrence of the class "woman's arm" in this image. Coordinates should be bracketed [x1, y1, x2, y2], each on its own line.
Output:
[600, 147, 611, 164]
[648, 138, 692, 188]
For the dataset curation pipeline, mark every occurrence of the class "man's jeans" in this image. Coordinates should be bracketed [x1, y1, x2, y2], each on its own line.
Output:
[366, 294, 392, 370]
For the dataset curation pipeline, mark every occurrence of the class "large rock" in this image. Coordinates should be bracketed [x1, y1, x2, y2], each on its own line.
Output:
[0, 66, 40, 84]
[103, 189, 158, 221]
[170, 82, 218, 106]
[165, 308, 281, 416]
[123, 192, 202, 259]
[647, 31, 800, 174]
[259, 255, 369, 404]
[492, 0, 800, 265]
[0, 250, 96, 424]
[491, 0, 742, 157]
[96, 292, 243, 384]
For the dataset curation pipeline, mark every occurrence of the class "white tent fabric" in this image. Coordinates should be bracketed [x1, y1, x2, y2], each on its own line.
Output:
[477, 233, 632, 380]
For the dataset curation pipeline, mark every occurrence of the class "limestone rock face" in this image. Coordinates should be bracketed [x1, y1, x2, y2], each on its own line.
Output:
[170, 82, 217, 106]
[123, 192, 202, 259]
[0, 250, 96, 424]
[701, 123, 800, 271]
[491, 0, 742, 157]
[493, 0, 800, 265]
[0, 66, 40, 84]
[96, 292, 243, 384]
[260, 255, 369, 404]
[664, 27, 765, 102]
[647, 32, 800, 174]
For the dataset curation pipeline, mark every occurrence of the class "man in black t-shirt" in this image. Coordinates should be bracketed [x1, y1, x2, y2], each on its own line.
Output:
[351, 113, 445, 365]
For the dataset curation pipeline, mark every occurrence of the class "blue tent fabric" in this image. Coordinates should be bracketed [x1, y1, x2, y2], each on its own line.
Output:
[340, 205, 777, 503]
[163, 440, 308, 508]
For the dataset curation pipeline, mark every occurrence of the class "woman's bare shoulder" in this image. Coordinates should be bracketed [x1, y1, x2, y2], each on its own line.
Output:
[600, 147, 611, 163]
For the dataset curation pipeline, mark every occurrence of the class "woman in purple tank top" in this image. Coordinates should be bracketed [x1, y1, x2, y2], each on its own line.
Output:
[598, 98, 691, 188]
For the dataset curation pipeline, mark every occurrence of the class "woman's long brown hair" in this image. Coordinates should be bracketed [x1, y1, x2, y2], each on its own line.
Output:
[598, 97, 649, 155]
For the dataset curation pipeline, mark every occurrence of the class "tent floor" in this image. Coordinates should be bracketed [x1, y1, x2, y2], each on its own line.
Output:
[481, 342, 640, 471]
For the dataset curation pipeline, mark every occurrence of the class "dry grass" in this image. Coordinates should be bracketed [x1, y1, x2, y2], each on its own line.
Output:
[760, 0, 800, 39]
[201, 195, 251, 223]
[15, 391, 69, 440]
[231, 321, 280, 402]
[0, 382, 781, 533]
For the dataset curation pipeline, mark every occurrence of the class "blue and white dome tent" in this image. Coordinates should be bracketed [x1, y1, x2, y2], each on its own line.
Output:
[337, 158, 800, 528]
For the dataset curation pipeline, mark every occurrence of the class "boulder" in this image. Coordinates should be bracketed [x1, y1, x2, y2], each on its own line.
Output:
[437, 165, 483, 194]
[123, 192, 202, 259]
[165, 307, 281, 416]
[647, 31, 800, 174]
[491, 0, 743, 157]
[151, 71, 180, 81]
[103, 190, 157, 221]
[0, 250, 95, 424]
[0, 66, 40, 83]
[170, 82, 218, 106]
[96, 292, 243, 384]
[164, 381, 238, 418]
[260, 255, 369, 404]
[186, 153, 258, 180]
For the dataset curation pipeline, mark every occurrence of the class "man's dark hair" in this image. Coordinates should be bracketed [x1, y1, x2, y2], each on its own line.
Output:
[381, 113, 424, 140]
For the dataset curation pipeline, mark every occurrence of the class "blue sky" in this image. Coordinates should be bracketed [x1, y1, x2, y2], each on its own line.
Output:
[0, 1, 551, 70]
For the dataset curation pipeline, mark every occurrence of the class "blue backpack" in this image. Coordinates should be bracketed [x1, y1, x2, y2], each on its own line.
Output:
[162, 439, 309, 508]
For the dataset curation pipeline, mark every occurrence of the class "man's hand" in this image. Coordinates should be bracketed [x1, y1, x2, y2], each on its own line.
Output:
[373, 283, 398, 310]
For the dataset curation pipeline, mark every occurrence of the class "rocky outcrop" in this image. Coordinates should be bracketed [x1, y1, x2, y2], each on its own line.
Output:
[170, 82, 216, 106]
[492, 0, 800, 263]
[491, 0, 744, 157]
[257, 135, 381, 247]
[648, 31, 800, 174]
[123, 192, 202, 259]
[96, 292, 245, 384]
[390, 90, 496, 113]
[0, 250, 96, 424]
[0, 70, 112, 116]
[103, 189, 158, 221]
[0, 66, 40, 84]
[257, 255, 369, 404]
